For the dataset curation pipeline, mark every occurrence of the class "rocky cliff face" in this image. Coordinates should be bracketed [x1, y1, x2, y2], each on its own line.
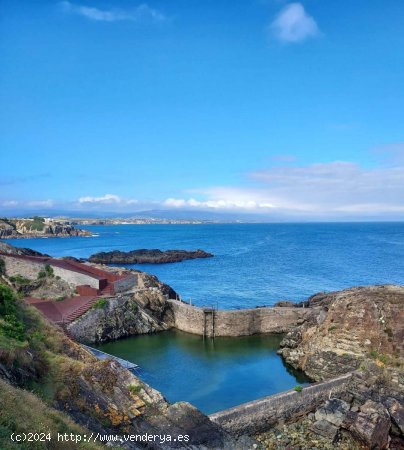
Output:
[0, 220, 15, 239]
[278, 285, 404, 381]
[0, 218, 91, 238]
[67, 291, 174, 344]
[0, 241, 48, 256]
[67, 266, 177, 343]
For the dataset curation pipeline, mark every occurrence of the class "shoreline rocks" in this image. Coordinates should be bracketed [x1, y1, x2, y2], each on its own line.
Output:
[89, 248, 214, 264]
[278, 285, 404, 381]
[0, 218, 91, 239]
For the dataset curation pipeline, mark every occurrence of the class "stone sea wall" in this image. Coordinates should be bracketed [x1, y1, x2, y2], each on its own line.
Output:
[209, 372, 353, 436]
[168, 299, 311, 336]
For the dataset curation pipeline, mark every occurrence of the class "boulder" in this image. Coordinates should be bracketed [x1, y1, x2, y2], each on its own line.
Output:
[315, 398, 350, 427]
[311, 419, 339, 440]
[349, 400, 391, 449]
[386, 398, 404, 436]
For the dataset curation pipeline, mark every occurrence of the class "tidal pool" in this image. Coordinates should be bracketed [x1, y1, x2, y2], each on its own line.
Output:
[95, 330, 310, 414]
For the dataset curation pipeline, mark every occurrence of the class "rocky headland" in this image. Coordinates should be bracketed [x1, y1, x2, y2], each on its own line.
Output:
[278, 285, 404, 381]
[0, 217, 91, 239]
[88, 248, 213, 264]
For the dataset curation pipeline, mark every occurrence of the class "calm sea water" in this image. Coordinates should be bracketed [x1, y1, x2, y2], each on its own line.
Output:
[4, 222, 404, 308]
[95, 330, 310, 414]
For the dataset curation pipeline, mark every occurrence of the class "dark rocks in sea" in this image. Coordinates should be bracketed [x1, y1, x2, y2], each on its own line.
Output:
[88, 248, 214, 264]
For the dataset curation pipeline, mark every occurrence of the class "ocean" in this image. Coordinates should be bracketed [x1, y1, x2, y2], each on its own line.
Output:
[5, 222, 404, 308]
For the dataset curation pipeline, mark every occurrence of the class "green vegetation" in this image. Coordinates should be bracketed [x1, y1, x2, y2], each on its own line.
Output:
[293, 385, 303, 392]
[92, 299, 108, 310]
[55, 296, 66, 302]
[38, 264, 54, 280]
[328, 325, 338, 332]
[9, 274, 31, 285]
[0, 284, 122, 449]
[0, 258, 5, 276]
[0, 285, 26, 341]
[26, 216, 46, 232]
[128, 384, 142, 394]
[369, 350, 389, 365]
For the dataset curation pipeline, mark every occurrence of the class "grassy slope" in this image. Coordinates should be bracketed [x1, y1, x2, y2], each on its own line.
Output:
[0, 379, 105, 450]
[0, 284, 111, 449]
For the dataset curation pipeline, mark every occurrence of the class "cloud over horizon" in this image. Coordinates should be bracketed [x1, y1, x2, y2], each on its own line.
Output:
[2, 156, 404, 219]
[270, 3, 320, 43]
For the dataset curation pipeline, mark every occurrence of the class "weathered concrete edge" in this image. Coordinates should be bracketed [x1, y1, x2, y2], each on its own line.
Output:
[209, 372, 353, 436]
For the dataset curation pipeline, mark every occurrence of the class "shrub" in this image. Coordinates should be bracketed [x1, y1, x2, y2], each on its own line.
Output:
[0, 258, 5, 276]
[37, 270, 47, 279]
[44, 265, 54, 277]
[369, 350, 389, 365]
[293, 385, 303, 392]
[128, 384, 142, 394]
[38, 265, 54, 280]
[0, 284, 25, 341]
[92, 299, 108, 310]
[9, 274, 31, 285]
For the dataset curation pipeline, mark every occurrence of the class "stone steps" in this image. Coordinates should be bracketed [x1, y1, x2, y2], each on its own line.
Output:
[65, 297, 99, 322]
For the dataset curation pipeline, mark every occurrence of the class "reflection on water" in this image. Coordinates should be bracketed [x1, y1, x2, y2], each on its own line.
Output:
[95, 330, 311, 414]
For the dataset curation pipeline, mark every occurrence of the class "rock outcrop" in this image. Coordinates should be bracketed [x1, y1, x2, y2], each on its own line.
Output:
[278, 285, 404, 381]
[257, 362, 404, 449]
[0, 241, 48, 256]
[89, 248, 213, 264]
[0, 217, 91, 238]
[67, 291, 174, 344]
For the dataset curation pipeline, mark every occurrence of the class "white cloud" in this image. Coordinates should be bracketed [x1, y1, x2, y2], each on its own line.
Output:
[164, 159, 404, 217]
[1, 200, 19, 207]
[60, 2, 166, 23]
[270, 3, 320, 43]
[164, 196, 274, 210]
[78, 194, 139, 206]
[79, 194, 122, 204]
[249, 161, 404, 213]
[27, 200, 54, 208]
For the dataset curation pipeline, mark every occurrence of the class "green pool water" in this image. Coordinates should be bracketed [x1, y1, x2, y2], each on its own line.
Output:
[95, 330, 310, 414]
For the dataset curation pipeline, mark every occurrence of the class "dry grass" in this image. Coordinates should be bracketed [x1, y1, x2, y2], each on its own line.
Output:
[0, 379, 107, 450]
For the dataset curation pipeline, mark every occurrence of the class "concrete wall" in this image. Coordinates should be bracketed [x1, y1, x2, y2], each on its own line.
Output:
[51, 266, 100, 289]
[168, 300, 310, 337]
[209, 373, 353, 436]
[113, 273, 138, 293]
[2, 255, 45, 279]
[2, 254, 100, 289]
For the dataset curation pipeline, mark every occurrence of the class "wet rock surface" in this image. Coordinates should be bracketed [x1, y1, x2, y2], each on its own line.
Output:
[89, 248, 213, 264]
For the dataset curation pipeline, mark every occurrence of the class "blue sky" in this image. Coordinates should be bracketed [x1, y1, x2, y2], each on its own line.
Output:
[1, 0, 404, 219]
